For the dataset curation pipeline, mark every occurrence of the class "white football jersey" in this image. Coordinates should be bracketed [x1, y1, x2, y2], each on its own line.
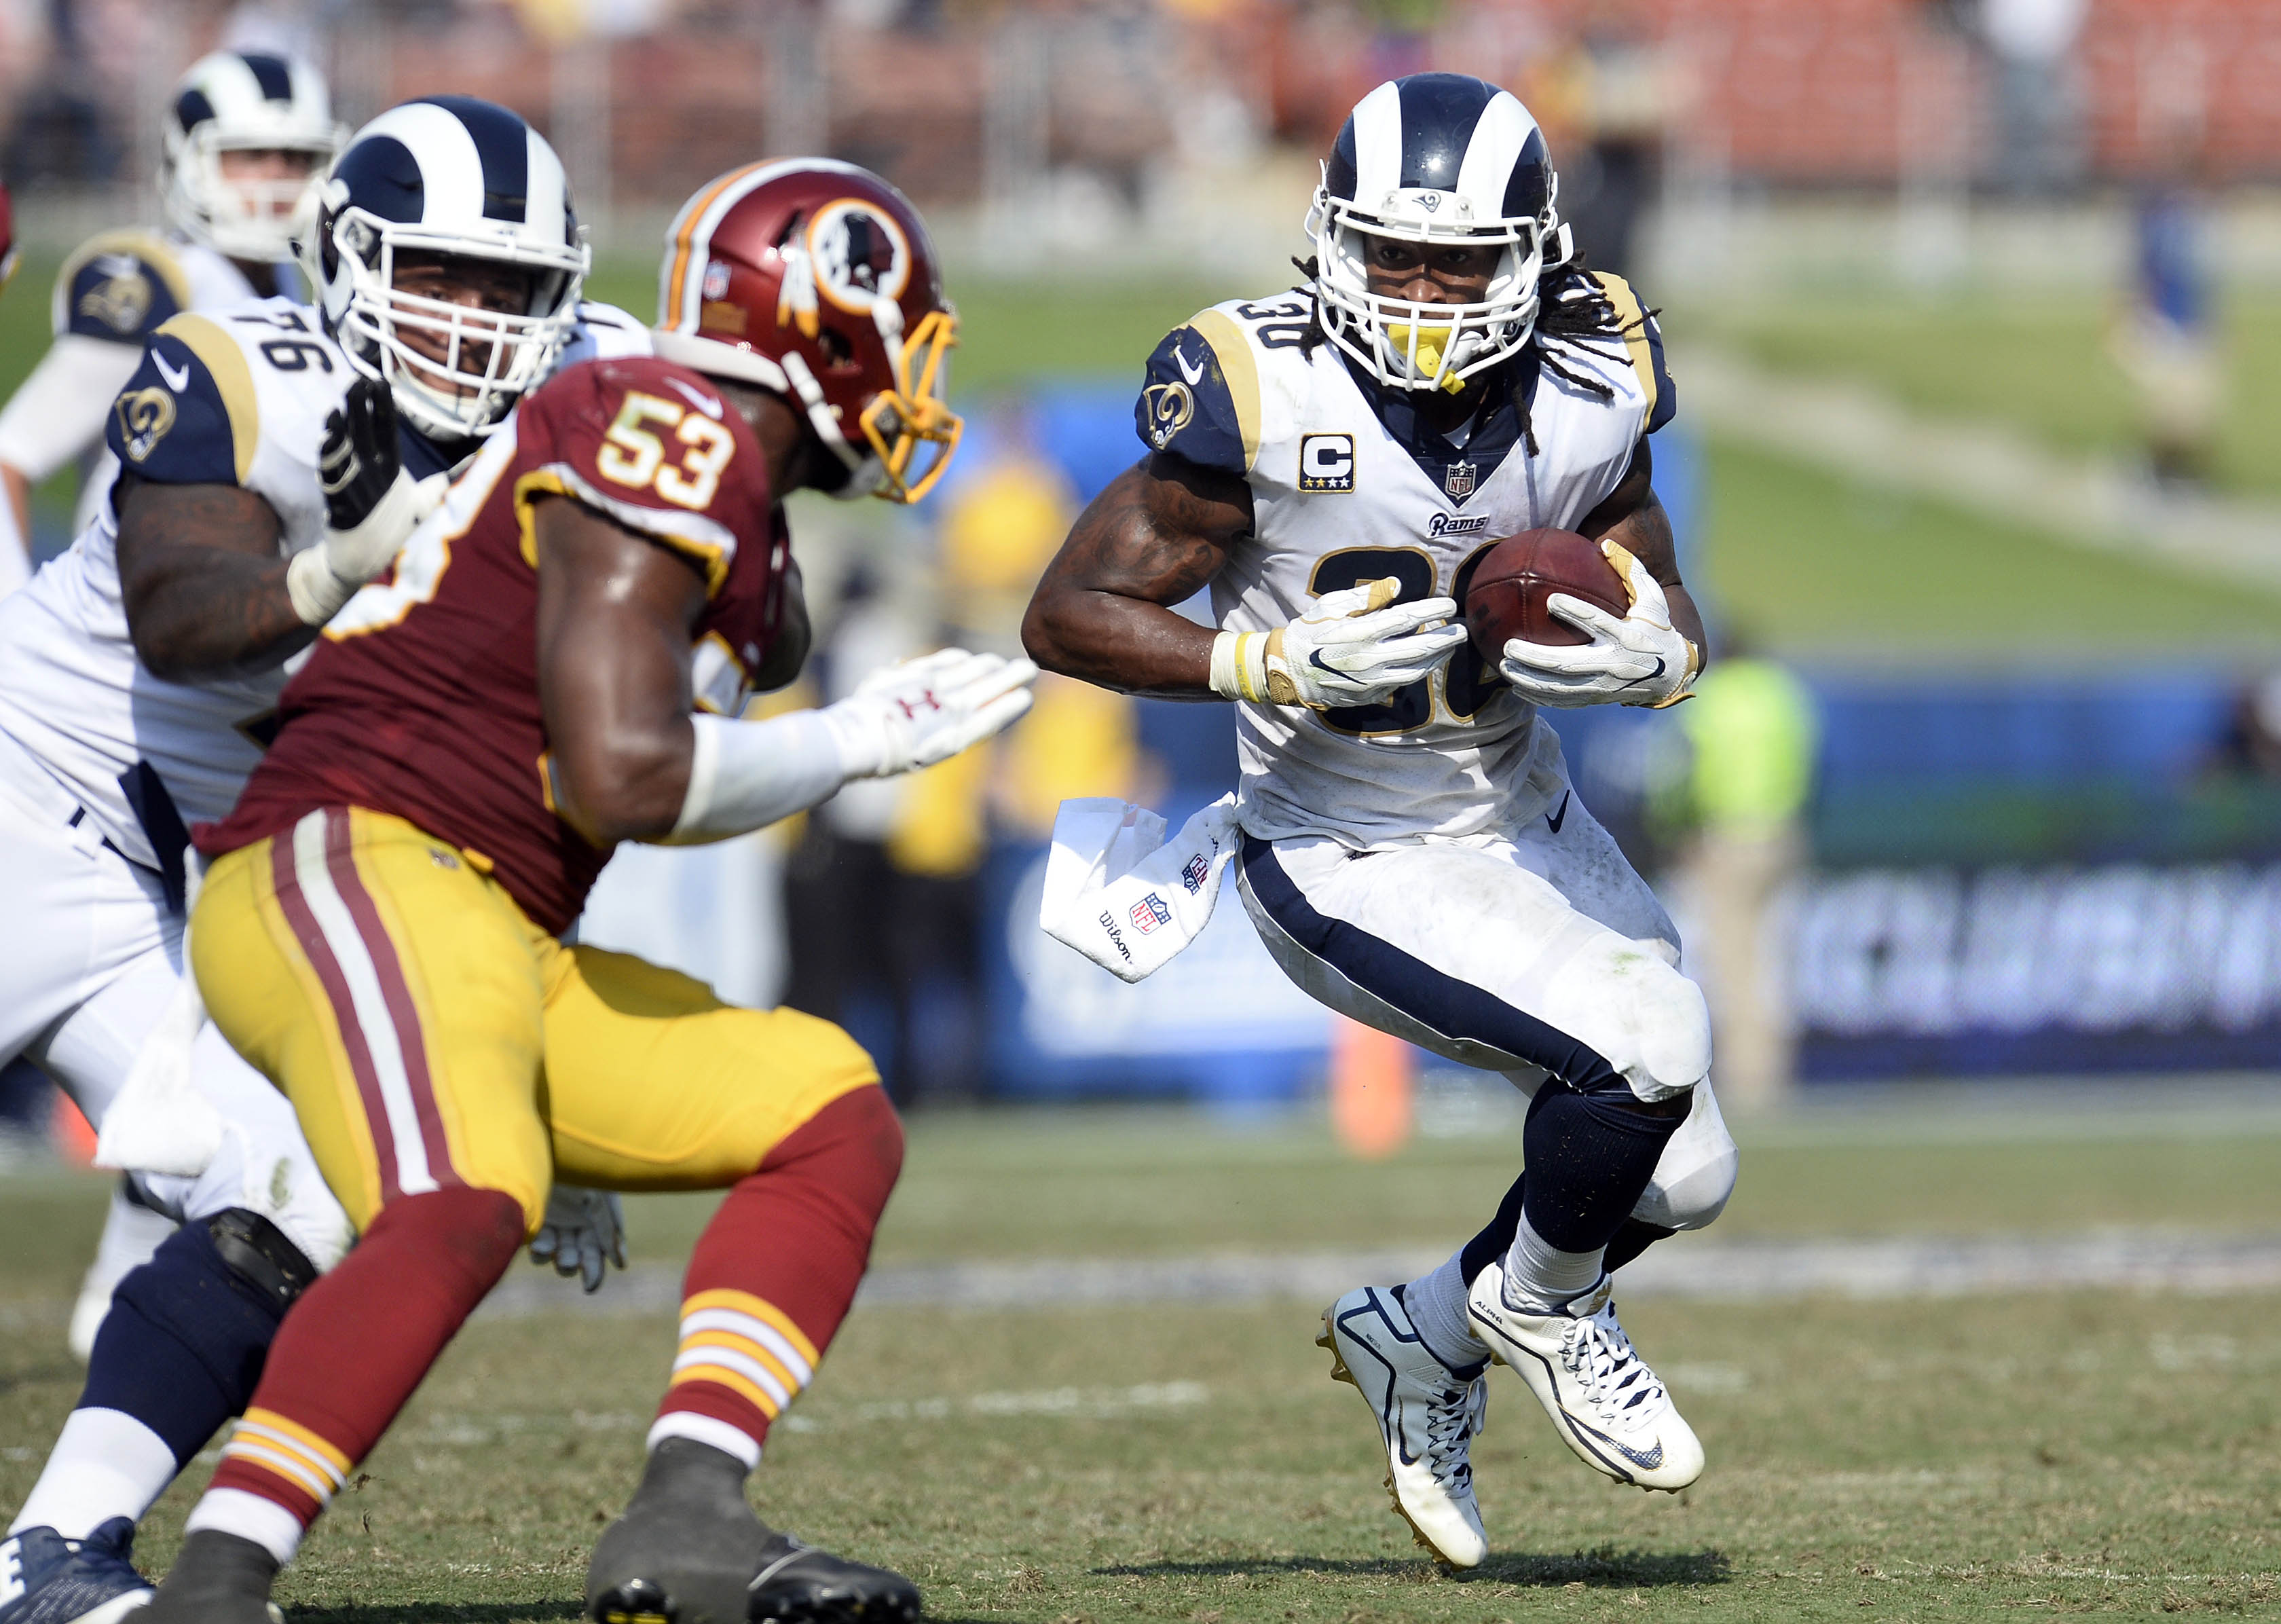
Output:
[1136, 270, 1675, 848]
[0, 299, 649, 879]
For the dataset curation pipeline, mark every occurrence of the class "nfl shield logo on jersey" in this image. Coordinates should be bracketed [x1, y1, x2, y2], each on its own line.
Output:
[1443, 460, 1477, 499]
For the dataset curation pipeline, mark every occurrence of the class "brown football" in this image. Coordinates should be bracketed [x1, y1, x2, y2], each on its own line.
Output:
[1463, 528, 1629, 661]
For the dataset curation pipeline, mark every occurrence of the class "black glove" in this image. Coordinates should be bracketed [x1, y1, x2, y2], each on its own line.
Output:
[318, 375, 403, 535]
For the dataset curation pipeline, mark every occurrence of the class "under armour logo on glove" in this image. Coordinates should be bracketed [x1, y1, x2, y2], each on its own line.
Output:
[819, 648, 1039, 779]
[317, 376, 401, 530]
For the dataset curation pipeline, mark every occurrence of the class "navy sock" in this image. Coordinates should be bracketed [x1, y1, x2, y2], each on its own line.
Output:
[80, 1220, 291, 1467]
[1518, 1080, 1689, 1255]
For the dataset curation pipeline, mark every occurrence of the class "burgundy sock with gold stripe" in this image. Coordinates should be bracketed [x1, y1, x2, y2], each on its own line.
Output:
[184, 1186, 525, 1562]
[650, 1086, 904, 1462]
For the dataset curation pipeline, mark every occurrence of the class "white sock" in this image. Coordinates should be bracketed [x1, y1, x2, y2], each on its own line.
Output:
[646, 1412, 761, 1471]
[183, 1488, 305, 1566]
[1401, 1253, 1491, 1371]
[1501, 1215, 1606, 1312]
[10, 1407, 178, 1539]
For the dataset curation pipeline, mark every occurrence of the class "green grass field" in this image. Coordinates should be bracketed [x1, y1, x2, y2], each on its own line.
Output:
[1681, 291, 2281, 504]
[5, 1103, 2278, 1621]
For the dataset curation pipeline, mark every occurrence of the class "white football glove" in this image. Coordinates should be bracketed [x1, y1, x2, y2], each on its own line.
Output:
[820, 648, 1039, 779]
[528, 1184, 627, 1293]
[1498, 540, 1700, 710]
[1210, 577, 1467, 710]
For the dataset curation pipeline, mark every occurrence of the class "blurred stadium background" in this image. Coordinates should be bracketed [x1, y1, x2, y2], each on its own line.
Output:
[3, 0, 2280, 1127]
[2, 4, 2280, 1615]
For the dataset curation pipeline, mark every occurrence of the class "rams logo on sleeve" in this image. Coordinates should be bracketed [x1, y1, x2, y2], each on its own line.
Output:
[58, 232, 189, 345]
[113, 386, 179, 462]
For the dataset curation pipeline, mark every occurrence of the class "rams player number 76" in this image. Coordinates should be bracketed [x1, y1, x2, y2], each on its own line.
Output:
[1024, 73, 1742, 1566]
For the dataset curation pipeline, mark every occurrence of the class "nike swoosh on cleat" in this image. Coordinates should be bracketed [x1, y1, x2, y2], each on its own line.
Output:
[1571, 1416, 1663, 1471]
[1546, 791, 1570, 833]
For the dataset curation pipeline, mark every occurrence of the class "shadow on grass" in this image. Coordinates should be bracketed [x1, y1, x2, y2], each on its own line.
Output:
[1097, 1545, 1731, 1589]
[283, 1606, 586, 1623]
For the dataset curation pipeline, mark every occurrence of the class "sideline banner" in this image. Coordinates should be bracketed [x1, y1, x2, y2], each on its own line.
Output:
[1795, 863, 2281, 1077]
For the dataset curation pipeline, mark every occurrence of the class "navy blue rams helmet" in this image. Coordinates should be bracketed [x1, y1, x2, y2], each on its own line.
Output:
[308, 96, 589, 441]
[162, 50, 343, 262]
[1305, 73, 1572, 392]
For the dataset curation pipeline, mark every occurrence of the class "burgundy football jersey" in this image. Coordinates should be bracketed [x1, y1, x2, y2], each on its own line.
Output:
[202, 355, 790, 934]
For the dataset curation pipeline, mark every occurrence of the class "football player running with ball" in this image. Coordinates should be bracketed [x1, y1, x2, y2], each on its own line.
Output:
[0, 97, 646, 1624]
[142, 160, 1032, 1624]
[1024, 75, 1739, 1566]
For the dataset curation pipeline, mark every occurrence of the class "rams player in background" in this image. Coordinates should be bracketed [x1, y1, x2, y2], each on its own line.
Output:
[0, 48, 342, 1369]
[0, 97, 645, 1624]
[1025, 74, 1741, 1566]
[141, 159, 1031, 1624]
[0, 50, 341, 594]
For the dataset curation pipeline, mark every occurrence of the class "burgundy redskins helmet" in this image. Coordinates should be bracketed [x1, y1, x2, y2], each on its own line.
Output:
[654, 159, 960, 504]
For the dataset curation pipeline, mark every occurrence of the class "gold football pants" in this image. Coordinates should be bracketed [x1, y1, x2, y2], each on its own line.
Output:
[192, 806, 878, 1234]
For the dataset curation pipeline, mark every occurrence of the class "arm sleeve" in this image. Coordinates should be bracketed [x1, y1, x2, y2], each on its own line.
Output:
[1133, 318, 1257, 475]
[0, 335, 147, 482]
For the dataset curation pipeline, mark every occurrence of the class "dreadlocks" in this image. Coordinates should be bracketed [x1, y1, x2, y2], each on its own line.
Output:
[1288, 251, 1654, 457]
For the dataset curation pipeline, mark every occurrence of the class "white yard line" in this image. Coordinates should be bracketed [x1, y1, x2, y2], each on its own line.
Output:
[475, 1228, 2281, 1320]
[1675, 343, 2281, 597]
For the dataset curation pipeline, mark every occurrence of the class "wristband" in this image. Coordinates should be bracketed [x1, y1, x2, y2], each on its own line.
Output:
[284, 545, 358, 625]
[1208, 629, 1271, 703]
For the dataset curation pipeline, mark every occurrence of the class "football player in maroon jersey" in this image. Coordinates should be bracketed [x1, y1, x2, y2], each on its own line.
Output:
[143, 161, 1032, 1624]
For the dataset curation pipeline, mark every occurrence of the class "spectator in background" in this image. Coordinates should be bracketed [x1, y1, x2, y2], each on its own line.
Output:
[781, 443, 1088, 1104]
[2109, 115, 2218, 494]
[1980, 0, 2087, 196]
[1671, 636, 1818, 1111]
[1531, 5, 1671, 278]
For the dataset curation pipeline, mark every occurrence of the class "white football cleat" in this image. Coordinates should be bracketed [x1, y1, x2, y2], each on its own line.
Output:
[1318, 1285, 1490, 1568]
[1466, 1260, 1703, 1492]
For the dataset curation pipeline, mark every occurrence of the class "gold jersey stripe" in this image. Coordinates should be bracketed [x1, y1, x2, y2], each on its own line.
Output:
[1187, 308, 1262, 473]
[154, 314, 260, 483]
[1589, 272, 1658, 426]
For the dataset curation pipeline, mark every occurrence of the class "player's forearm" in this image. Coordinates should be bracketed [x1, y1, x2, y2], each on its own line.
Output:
[124, 543, 317, 682]
[2, 465, 30, 554]
[1022, 587, 1218, 699]
[116, 483, 312, 683]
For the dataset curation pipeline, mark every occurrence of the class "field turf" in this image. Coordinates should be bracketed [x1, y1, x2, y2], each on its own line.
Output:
[4, 1101, 2278, 1621]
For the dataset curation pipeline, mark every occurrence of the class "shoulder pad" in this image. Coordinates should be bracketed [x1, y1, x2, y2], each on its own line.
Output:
[559, 301, 654, 367]
[107, 314, 260, 486]
[1131, 296, 1314, 477]
[517, 356, 755, 596]
[1584, 271, 1675, 433]
[56, 231, 191, 344]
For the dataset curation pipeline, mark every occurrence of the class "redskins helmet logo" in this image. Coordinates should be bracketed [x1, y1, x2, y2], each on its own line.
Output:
[807, 198, 910, 315]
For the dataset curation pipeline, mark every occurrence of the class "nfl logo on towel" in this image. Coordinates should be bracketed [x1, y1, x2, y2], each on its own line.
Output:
[1130, 893, 1172, 934]
[1443, 459, 1476, 499]
[1181, 853, 1210, 895]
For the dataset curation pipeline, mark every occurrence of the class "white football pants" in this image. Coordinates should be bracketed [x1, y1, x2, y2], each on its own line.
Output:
[0, 726, 352, 1272]
[1236, 783, 1737, 1232]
